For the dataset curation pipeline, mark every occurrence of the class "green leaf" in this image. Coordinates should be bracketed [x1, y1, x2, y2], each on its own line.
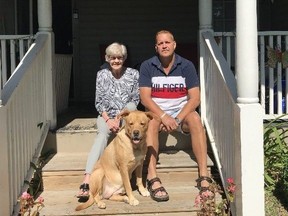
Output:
[265, 172, 275, 185]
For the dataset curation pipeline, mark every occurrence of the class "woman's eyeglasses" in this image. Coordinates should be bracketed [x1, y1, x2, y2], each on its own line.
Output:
[109, 56, 124, 61]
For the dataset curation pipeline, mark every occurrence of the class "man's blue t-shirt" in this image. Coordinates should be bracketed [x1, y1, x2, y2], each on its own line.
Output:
[139, 54, 199, 115]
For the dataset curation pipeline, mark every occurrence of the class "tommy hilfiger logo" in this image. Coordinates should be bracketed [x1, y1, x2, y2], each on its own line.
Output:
[152, 83, 185, 92]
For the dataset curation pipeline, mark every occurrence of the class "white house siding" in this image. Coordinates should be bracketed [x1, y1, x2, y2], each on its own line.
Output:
[73, 0, 199, 102]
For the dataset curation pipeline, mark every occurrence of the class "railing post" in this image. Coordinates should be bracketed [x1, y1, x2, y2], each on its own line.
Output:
[0, 106, 11, 216]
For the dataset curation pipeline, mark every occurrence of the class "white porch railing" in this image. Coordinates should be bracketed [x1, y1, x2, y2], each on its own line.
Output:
[0, 36, 72, 115]
[0, 33, 54, 216]
[200, 31, 264, 215]
[214, 31, 288, 119]
[0, 35, 34, 96]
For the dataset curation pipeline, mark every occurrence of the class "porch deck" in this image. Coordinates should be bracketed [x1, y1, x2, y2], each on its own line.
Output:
[38, 104, 217, 216]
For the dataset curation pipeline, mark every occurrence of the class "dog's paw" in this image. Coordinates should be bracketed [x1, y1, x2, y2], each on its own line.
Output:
[97, 201, 106, 209]
[129, 198, 139, 206]
[123, 196, 129, 203]
[138, 187, 150, 197]
[139, 188, 150, 197]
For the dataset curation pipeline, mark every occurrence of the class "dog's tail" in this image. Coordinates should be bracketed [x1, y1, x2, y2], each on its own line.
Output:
[75, 195, 94, 211]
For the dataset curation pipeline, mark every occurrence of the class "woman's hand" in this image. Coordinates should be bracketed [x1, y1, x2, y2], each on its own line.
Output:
[106, 117, 121, 133]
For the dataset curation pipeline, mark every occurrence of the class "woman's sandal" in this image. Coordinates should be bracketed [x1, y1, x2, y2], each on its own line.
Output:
[76, 183, 90, 198]
[146, 177, 169, 202]
[196, 176, 213, 194]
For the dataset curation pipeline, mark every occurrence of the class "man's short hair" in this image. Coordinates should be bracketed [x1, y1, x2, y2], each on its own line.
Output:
[155, 30, 175, 43]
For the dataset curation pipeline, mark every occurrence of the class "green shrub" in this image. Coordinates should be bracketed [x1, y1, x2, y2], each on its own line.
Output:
[264, 114, 288, 192]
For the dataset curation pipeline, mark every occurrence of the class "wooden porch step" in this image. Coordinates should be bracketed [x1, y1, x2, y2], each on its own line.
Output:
[40, 170, 200, 216]
[43, 104, 200, 154]
[39, 106, 216, 215]
[43, 120, 207, 158]
[42, 150, 213, 173]
[39, 149, 214, 216]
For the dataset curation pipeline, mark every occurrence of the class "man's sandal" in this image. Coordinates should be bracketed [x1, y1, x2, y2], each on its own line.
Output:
[146, 177, 169, 202]
[196, 176, 213, 194]
[76, 183, 90, 198]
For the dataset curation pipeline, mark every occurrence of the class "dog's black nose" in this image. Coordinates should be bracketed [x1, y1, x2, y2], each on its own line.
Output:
[133, 130, 139, 137]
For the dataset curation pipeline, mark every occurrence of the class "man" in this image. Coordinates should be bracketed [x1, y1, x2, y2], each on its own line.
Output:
[139, 30, 211, 202]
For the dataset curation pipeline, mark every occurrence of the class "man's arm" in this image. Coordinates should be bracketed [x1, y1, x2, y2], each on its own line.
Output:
[140, 87, 165, 118]
[140, 86, 179, 132]
[176, 86, 200, 121]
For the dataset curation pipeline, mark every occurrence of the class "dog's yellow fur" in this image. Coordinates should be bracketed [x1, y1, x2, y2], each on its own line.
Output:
[75, 110, 153, 211]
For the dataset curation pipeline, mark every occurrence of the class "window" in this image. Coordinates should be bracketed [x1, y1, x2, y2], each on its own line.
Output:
[213, 0, 236, 32]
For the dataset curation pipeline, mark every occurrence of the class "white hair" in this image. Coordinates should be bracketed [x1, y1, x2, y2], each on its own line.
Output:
[105, 42, 127, 62]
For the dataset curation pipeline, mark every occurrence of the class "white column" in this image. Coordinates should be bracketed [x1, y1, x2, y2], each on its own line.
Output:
[38, 0, 52, 32]
[236, 0, 259, 103]
[199, 0, 212, 122]
[235, 1, 264, 216]
[199, 0, 212, 30]
[37, 0, 56, 129]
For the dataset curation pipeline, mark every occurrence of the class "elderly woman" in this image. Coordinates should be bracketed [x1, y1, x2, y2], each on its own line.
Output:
[77, 42, 140, 198]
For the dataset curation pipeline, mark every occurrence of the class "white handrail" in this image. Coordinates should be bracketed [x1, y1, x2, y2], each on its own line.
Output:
[200, 31, 264, 216]
[0, 33, 52, 216]
[0, 35, 34, 92]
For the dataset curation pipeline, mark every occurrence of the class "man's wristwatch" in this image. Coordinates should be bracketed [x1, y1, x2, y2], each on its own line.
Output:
[175, 117, 181, 125]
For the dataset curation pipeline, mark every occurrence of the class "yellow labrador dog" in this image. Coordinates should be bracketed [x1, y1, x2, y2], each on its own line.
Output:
[75, 110, 153, 211]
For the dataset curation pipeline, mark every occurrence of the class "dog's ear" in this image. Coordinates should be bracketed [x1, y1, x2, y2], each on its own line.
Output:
[117, 109, 130, 119]
[145, 111, 158, 121]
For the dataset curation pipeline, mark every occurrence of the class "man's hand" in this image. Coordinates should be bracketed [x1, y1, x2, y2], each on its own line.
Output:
[160, 115, 178, 132]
